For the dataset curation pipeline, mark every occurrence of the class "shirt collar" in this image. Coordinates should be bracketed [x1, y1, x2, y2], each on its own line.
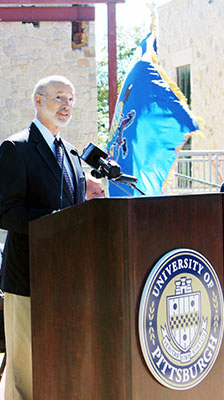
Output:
[33, 117, 60, 150]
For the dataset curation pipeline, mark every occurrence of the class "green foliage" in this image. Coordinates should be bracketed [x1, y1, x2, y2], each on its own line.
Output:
[97, 25, 145, 147]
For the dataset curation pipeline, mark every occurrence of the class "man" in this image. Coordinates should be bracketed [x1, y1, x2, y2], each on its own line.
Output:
[86, 175, 106, 199]
[0, 75, 104, 399]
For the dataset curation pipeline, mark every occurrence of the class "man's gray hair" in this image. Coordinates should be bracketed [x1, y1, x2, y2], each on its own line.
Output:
[32, 75, 75, 107]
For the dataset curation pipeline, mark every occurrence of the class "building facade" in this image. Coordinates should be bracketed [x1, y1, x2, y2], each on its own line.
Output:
[0, 17, 97, 152]
[158, 0, 224, 151]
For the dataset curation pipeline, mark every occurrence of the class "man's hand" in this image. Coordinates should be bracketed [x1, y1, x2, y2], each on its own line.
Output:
[86, 176, 105, 200]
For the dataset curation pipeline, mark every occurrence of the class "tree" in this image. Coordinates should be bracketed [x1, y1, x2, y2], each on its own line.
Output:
[97, 26, 145, 147]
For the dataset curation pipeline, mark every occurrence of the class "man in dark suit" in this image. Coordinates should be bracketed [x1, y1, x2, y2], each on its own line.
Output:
[0, 75, 103, 399]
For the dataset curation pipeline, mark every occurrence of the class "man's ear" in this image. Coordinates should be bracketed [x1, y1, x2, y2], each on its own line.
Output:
[35, 93, 43, 108]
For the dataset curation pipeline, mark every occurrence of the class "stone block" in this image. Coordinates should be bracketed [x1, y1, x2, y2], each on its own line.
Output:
[77, 59, 90, 67]
[11, 55, 29, 66]
[84, 47, 96, 58]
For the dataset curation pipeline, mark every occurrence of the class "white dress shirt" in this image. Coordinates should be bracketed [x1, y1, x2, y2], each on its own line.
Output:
[33, 117, 74, 190]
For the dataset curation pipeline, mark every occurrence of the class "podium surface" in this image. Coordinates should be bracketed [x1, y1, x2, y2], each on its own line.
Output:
[29, 194, 224, 399]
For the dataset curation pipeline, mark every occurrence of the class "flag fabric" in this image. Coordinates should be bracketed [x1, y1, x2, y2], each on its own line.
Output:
[107, 32, 199, 197]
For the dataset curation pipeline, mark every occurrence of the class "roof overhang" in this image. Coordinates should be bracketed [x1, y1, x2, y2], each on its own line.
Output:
[0, 0, 125, 4]
[0, 6, 95, 21]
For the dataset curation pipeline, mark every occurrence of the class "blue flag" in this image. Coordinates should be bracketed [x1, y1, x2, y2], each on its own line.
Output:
[107, 32, 199, 196]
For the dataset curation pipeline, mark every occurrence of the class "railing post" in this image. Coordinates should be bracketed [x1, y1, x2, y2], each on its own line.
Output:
[164, 150, 224, 194]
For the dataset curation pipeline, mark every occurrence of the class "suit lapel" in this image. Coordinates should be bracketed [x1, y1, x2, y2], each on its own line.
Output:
[29, 123, 74, 204]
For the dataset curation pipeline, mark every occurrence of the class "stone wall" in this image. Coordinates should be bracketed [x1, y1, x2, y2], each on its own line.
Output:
[0, 20, 97, 152]
[158, 0, 224, 150]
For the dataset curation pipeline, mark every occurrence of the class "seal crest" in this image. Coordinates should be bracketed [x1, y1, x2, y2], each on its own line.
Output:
[139, 249, 224, 390]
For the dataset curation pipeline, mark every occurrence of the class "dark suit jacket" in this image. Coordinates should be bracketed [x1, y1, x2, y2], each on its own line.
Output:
[0, 123, 86, 296]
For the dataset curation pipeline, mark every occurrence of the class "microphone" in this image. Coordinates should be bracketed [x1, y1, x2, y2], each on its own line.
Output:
[80, 143, 145, 195]
[70, 148, 79, 157]
[81, 143, 121, 179]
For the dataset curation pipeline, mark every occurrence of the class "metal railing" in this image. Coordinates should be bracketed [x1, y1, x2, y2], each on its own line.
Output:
[164, 150, 224, 194]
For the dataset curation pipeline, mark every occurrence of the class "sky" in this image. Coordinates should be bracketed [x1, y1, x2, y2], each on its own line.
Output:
[95, 0, 172, 58]
[95, 0, 171, 31]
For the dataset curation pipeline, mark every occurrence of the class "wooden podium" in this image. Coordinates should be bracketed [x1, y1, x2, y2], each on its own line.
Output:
[29, 194, 224, 400]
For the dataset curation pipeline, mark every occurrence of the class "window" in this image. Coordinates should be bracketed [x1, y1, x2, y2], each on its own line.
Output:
[177, 65, 192, 188]
[71, 21, 88, 49]
[177, 65, 191, 106]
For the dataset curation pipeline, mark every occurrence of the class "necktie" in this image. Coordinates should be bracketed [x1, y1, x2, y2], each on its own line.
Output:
[54, 138, 74, 201]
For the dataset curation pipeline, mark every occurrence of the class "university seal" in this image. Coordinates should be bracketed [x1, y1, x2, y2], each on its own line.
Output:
[138, 249, 224, 390]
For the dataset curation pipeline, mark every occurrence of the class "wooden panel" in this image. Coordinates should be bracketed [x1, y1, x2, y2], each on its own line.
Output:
[129, 193, 224, 399]
[30, 194, 224, 399]
[30, 199, 131, 400]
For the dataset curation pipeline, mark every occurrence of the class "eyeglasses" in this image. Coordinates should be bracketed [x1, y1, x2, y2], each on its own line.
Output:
[39, 93, 74, 106]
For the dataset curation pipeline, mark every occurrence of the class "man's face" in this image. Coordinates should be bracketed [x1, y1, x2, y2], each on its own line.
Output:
[36, 81, 75, 134]
[86, 178, 105, 200]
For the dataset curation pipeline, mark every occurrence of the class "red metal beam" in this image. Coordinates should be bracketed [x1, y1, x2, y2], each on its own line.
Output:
[107, 2, 118, 126]
[0, 0, 125, 4]
[0, 6, 95, 22]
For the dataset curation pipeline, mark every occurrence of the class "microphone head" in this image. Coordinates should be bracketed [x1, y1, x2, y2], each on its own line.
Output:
[81, 143, 108, 169]
[90, 169, 103, 179]
[70, 148, 79, 156]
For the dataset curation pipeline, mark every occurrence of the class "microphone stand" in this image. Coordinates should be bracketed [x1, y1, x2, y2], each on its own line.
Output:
[91, 168, 146, 196]
[113, 174, 146, 196]
[109, 180, 133, 197]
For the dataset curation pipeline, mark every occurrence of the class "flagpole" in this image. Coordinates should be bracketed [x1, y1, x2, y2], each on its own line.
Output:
[107, 2, 118, 127]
